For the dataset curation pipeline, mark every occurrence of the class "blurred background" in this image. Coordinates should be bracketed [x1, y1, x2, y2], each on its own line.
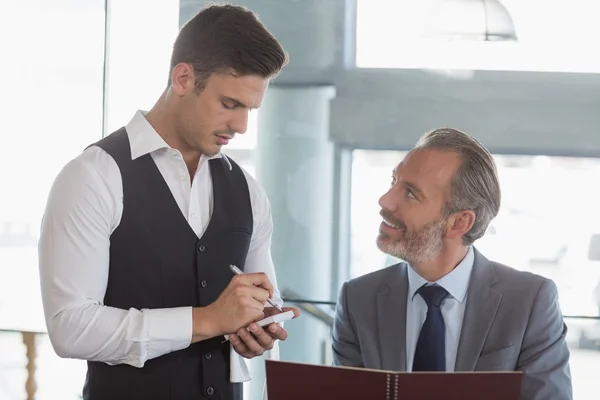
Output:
[1, 0, 600, 399]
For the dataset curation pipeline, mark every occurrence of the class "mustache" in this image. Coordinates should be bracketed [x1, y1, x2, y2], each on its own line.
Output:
[379, 209, 406, 229]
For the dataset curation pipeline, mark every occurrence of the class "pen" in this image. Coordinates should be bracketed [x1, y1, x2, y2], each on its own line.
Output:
[229, 264, 284, 312]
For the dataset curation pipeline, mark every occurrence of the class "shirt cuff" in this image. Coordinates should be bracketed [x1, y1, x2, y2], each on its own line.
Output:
[146, 306, 193, 356]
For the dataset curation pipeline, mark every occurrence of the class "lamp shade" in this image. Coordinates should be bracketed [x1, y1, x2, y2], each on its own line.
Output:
[423, 0, 518, 41]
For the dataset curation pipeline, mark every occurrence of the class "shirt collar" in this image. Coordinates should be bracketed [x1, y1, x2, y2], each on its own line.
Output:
[407, 245, 474, 303]
[125, 110, 231, 170]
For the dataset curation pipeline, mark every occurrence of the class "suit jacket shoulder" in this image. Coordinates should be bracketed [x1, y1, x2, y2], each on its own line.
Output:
[346, 262, 406, 293]
[332, 262, 409, 369]
[464, 249, 572, 400]
[487, 259, 549, 292]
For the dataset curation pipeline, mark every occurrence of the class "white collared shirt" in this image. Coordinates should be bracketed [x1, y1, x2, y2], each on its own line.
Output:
[38, 110, 281, 367]
[405, 246, 474, 371]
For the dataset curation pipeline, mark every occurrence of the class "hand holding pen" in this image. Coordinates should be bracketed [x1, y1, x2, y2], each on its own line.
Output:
[226, 265, 300, 359]
[229, 264, 284, 312]
[202, 266, 277, 336]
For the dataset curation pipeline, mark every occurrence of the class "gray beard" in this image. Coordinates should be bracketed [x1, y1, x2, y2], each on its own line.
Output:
[376, 217, 447, 265]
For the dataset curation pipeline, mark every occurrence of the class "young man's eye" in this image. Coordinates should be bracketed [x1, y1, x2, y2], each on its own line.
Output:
[222, 102, 236, 110]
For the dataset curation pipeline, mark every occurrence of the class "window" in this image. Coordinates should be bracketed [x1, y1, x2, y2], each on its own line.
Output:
[588, 234, 600, 262]
[351, 149, 600, 399]
[103, 0, 179, 134]
[0, 1, 106, 399]
[356, 0, 600, 73]
[0, 1, 184, 399]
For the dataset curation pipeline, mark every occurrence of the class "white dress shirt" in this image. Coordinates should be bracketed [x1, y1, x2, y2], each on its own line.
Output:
[405, 246, 474, 371]
[38, 110, 282, 370]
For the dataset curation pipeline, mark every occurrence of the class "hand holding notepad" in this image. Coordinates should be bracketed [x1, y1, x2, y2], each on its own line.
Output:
[223, 310, 295, 341]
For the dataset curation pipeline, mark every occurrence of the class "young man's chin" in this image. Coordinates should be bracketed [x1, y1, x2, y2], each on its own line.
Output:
[200, 142, 223, 157]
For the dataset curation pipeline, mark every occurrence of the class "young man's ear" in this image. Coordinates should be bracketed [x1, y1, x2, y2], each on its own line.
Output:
[170, 63, 195, 96]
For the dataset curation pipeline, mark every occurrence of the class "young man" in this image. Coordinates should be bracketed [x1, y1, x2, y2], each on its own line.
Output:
[38, 5, 298, 400]
[332, 128, 572, 400]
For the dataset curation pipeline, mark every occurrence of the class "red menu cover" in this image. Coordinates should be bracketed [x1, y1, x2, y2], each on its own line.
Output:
[265, 360, 523, 400]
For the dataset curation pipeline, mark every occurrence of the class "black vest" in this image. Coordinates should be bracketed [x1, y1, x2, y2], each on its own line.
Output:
[82, 128, 252, 400]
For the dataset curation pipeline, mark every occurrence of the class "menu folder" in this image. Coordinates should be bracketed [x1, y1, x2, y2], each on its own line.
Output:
[265, 360, 523, 400]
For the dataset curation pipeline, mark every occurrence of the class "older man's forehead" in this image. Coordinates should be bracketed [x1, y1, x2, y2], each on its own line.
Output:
[394, 149, 461, 190]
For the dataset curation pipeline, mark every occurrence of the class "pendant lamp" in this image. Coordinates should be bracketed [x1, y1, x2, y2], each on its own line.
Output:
[423, 0, 518, 41]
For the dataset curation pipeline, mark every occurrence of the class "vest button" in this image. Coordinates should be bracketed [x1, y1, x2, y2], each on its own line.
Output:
[198, 244, 206, 252]
[206, 386, 215, 396]
[205, 352, 212, 360]
[201, 280, 207, 288]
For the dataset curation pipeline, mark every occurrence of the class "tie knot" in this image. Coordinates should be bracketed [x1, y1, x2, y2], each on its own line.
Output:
[417, 284, 448, 308]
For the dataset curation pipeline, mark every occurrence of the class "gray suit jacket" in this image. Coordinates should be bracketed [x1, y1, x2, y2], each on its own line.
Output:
[332, 248, 572, 400]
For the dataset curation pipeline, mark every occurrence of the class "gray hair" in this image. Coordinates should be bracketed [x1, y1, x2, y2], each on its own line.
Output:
[414, 128, 501, 245]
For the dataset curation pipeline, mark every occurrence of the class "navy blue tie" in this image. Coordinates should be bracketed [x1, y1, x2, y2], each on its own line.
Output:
[412, 284, 449, 371]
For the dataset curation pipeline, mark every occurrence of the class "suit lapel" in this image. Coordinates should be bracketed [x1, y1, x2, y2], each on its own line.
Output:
[377, 263, 408, 371]
[454, 249, 502, 371]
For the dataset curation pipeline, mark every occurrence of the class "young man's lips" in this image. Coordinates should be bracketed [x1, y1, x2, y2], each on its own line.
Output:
[217, 135, 231, 145]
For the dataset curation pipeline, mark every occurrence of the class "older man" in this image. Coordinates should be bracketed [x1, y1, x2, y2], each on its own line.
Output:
[332, 128, 572, 400]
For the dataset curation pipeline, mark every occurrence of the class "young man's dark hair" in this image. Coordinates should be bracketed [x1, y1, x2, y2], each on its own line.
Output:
[170, 4, 288, 92]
